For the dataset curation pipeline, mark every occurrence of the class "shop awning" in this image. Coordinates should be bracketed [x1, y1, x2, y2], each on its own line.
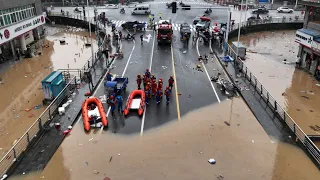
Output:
[298, 28, 320, 38]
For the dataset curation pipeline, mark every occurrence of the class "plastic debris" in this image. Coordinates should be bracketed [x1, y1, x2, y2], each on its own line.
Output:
[161, 66, 167, 70]
[208, 158, 216, 164]
[68, 126, 73, 130]
[62, 129, 71, 135]
[118, 153, 121, 156]
[316, 84, 320, 87]
[14, 116, 20, 119]
[39, 176, 45, 179]
[34, 104, 43, 110]
[85, 162, 89, 166]
[109, 156, 113, 162]
[0, 174, 8, 180]
[22, 172, 25, 175]
[252, 140, 255, 143]
[178, 92, 182, 95]
[224, 121, 230, 126]
[94, 170, 99, 174]
[89, 138, 94, 141]
[55, 123, 61, 130]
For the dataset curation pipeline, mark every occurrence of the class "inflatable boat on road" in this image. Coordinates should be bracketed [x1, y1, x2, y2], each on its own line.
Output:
[81, 97, 108, 131]
[124, 90, 146, 116]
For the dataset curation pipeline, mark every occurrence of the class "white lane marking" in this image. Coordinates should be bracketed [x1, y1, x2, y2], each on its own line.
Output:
[140, 33, 156, 136]
[196, 39, 221, 103]
[98, 40, 136, 131]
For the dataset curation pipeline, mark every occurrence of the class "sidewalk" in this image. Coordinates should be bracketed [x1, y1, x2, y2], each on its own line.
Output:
[213, 45, 294, 143]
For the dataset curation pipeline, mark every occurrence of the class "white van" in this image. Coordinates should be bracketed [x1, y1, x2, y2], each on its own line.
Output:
[132, 4, 151, 15]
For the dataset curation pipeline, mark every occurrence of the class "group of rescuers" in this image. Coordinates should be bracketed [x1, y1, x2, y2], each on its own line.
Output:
[105, 68, 174, 115]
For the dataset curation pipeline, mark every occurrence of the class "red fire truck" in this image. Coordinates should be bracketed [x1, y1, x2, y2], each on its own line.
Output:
[157, 20, 173, 44]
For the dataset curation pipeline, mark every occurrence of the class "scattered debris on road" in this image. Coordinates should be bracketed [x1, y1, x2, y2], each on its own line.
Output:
[208, 158, 216, 164]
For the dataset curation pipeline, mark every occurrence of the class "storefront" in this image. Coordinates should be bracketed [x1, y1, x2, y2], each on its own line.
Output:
[295, 28, 320, 75]
[0, 14, 45, 60]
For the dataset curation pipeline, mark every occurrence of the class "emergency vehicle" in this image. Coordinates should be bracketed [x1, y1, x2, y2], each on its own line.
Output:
[157, 20, 173, 44]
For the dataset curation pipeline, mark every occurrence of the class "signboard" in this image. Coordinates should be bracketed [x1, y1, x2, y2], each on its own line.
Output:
[312, 40, 320, 53]
[0, 15, 45, 45]
[295, 30, 313, 48]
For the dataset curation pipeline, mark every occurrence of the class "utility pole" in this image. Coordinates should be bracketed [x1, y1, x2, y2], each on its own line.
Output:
[236, 0, 244, 59]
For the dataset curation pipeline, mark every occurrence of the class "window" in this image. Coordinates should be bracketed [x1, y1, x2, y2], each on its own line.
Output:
[19, 11, 22, 20]
[0, 17, 3, 26]
[16, 12, 20, 21]
[3, 15, 8, 25]
[10, 13, 16, 23]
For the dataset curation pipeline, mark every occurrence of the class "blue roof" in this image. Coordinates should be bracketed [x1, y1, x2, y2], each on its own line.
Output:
[41, 71, 61, 83]
[298, 28, 320, 38]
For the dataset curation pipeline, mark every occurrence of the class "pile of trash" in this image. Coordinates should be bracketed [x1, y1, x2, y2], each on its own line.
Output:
[58, 97, 74, 115]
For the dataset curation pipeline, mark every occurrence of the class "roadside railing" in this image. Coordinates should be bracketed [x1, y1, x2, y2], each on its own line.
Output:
[0, 77, 77, 177]
[224, 44, 320, 167]
[0, 16, 112, 178]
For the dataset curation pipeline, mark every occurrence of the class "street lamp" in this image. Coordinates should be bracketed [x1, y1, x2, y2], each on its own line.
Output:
[87, 0, 95, 65]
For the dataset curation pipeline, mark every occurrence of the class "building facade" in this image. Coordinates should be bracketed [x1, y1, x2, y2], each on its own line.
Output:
[296, 0, 320, 80]
[0, 0, 45, 62]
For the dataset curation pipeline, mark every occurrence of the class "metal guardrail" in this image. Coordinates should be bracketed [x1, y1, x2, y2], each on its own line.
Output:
[225, 44, 320, 167]
[0, 77, 77, 177]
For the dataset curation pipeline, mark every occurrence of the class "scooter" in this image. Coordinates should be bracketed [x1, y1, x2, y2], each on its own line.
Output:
[120, 8, 125, 14]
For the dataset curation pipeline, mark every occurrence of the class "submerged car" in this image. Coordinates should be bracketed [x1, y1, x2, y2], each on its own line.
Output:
[180, 23, 191, 38]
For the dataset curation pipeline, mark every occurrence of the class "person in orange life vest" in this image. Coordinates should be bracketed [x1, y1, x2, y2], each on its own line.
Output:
[142, 74, 147, 90]
[168, 76, 174, 90]
[165, 86, 171, 105]
[108, 95, 116, 114]
[151, 74, 156, 81]
[145, 82, 151, 105]
[145, 68, 151, 78]
[151, 79, 157, 96]
[136, 74, 142, 89]
[145, 77, 151, 91]
[156, 88, 161, 104]
[106, 72, 113, 81]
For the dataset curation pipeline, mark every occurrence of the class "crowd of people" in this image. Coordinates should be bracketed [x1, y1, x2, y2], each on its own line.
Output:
[136, 68, 174, 105]
[105, 69, 175, 115]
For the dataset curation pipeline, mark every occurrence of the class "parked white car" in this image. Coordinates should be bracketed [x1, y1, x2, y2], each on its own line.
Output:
[277, 7, 294, 13]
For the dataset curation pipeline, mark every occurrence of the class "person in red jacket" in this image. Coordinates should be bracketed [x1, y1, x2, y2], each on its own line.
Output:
[168, 76, 174, 90]
[145, 82, 151, 104]
[151, 79, 157, 96]
[136, 74, 142, 89]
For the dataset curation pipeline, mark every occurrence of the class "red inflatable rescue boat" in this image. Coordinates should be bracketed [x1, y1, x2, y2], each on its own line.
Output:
[124, 90, 146, 116]
[81, 97, 108, 131]
[200, 16, 211, 22]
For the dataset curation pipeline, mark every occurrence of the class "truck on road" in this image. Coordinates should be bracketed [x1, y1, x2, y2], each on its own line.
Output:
[157, 20, 173, 44]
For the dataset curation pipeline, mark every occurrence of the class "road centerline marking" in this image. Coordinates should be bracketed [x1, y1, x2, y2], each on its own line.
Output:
[171, 44, 181, 121]
[140, 32, 156, 136]
[196, 39, 221, 103]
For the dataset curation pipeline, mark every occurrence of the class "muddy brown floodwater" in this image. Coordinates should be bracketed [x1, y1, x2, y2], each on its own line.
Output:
[10, 98, 320, 180]
[230, 30, 320, 145]
[0, 26, 97, 159]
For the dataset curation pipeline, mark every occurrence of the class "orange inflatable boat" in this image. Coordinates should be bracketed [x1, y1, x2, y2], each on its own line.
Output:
[81, 97, 108, 131]
[124, 90, 146, 116]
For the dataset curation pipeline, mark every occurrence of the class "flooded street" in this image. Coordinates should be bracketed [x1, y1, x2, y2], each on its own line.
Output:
[10, 98, 320, 180]
[0, 26, 97, 159]
[230, 30, 320, 138]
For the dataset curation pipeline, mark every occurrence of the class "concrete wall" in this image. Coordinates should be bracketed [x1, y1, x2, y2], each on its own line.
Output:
[0, 0, 42, 15]
[228, 22, 303, 40]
